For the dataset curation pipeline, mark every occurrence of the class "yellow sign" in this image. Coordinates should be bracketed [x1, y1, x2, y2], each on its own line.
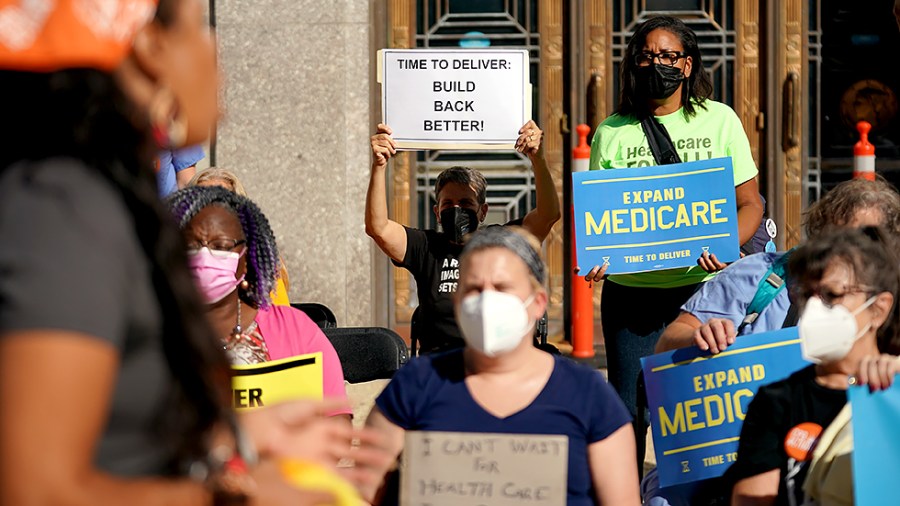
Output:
[231, 353, 324, 411]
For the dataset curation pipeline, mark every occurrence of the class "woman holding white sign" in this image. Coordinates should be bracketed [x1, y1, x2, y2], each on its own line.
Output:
[363, 226, 640, 506]
[584, 15, 764, 468]
[366, 120, 560, 354]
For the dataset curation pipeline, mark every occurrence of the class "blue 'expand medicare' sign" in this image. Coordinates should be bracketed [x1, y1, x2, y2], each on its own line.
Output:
[573, 158, 740, 275]
[641, 328, 809, 487]
[850, 382, 900, 505]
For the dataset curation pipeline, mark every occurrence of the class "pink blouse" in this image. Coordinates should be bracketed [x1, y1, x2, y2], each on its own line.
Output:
[254, 305, 350, 415]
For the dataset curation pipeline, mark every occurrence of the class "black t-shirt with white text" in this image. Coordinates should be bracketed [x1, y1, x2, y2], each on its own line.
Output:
[395, 227, 465, 353]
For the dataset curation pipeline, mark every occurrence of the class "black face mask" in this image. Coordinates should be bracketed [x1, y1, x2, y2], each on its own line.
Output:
[440, 207, 479, 243]
[635, 64, 685, 100]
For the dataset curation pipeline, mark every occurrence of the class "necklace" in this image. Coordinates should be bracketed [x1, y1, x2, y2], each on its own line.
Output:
[231, 298, 243, 340]
[223, 299, 270, 365]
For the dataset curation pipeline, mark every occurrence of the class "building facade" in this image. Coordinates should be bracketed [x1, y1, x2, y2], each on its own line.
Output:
[213, 0, 900, 336]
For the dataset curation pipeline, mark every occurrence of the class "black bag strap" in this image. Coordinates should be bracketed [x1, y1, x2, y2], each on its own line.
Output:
[640, 115, 682, 165]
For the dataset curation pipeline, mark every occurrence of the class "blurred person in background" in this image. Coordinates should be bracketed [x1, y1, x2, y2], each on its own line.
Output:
[158, 145, 206, 197]
[657, 177, 900, 355]
[190, 166, 249, 195]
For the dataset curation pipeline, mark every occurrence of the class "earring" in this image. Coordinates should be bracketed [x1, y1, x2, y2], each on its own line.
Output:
[240, 280, 250, 291]
[148, 86, 187, 148]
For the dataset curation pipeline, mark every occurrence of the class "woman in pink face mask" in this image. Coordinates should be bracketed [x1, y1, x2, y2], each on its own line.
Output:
[168, 185, 351, 416]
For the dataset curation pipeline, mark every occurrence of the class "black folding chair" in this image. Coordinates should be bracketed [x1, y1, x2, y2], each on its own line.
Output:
[290, 302, 337, 329]
[409, 306, 422, 357]
[323, 327, 409, 383]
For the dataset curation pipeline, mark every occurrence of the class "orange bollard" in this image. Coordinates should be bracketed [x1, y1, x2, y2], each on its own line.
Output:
[853, 121, 875, 181]
[571, 124, 595, 359]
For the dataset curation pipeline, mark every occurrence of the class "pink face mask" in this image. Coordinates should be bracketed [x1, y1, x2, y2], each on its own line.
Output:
[188, 247, 246, 304]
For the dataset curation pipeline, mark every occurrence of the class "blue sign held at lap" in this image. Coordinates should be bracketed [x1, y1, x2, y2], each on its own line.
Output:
[641, 328, 809, 487]
[572, 157, 741, 275]
[850, 380, 900, 505]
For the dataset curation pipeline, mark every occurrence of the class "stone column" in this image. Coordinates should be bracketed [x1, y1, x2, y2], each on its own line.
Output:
[216, 0, 377, 326]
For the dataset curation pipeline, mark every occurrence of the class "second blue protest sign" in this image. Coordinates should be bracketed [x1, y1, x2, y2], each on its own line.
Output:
[641, 328, 809, 487]
[572, 157, 740, 274]
[850, 380, 900, 506]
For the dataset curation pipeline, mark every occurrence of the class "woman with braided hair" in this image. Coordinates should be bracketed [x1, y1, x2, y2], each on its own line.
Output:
[168, 186, 350, 413]
[188, 166, 293, 306]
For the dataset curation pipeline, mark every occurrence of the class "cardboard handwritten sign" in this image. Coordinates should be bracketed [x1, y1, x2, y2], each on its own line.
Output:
[572, 157, 740, 274]
[231, 352, 323, 412]
[401, 431, 568, 506]
[641, 329, 809, 487]
[378, 49, 530, 149]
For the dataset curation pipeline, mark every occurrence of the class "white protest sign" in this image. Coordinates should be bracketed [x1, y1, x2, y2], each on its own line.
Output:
[400, 431, 568, 506]
[378, 49, 531, 150]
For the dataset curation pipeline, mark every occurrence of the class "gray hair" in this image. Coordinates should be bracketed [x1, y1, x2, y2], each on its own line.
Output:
[461, 226, 545, 284]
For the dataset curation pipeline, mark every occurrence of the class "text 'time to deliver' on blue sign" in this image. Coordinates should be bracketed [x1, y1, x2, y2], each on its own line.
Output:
[641, 328, 809, 487]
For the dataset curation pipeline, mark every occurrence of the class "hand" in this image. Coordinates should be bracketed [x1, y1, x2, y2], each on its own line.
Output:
[516, 120, 543, 157]
[371, 123, 396, 167]
[693, 318, 736, 354]
[576, 263, 609, 283]
[697, 251, 728, 272]
[856, 354, 900, 392]
[894, 0, 900, 31]
[335, 429, 395, 492]
[240, 399, 355, 466]
[249, 458, 336, 506]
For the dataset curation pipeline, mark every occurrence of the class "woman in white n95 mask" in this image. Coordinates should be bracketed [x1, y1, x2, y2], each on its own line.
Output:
[361, 226, 641, 506]
[727, 226, 900, 506]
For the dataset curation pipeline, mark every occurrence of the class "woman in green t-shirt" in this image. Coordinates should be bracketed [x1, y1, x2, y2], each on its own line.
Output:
[584, 15, 764, 469]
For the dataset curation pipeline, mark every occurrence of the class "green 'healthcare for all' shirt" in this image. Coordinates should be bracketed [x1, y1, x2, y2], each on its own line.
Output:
[589, 100, 758, 288]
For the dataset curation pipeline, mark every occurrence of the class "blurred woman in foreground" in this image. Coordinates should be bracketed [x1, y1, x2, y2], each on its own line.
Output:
[0, 0, 382, 504]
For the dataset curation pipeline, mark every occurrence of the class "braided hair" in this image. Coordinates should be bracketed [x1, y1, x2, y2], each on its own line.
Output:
[168, 186, 280, 309]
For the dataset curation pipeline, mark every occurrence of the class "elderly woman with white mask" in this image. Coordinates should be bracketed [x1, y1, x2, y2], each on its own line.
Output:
[362, 226, 640, 506]
[728, 227, 900, 506]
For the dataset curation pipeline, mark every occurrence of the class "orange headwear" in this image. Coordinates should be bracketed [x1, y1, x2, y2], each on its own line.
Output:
[0, 0, 158, 72]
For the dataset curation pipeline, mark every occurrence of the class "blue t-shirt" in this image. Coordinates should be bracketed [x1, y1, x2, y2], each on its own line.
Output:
[681, 252, 791, 335]
[375, 350, 632, 506]
[156, 145, 205, 197]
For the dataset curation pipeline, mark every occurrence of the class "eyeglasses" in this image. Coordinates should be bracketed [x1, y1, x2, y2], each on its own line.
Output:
[187, 238, 246, 257]
[793, 284, 874, 308]
[635, 51, 687, 67]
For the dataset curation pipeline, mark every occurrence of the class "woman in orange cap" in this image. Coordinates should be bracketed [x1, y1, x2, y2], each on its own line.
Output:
[0, 1, 384, 504]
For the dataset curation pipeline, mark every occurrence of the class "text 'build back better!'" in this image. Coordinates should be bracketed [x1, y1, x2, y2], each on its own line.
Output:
[380, 49, 530, 149]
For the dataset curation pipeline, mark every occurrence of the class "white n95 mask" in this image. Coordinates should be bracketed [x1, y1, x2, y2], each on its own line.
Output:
[798, 295, 876, 364]
[456, 290, 535, 357]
